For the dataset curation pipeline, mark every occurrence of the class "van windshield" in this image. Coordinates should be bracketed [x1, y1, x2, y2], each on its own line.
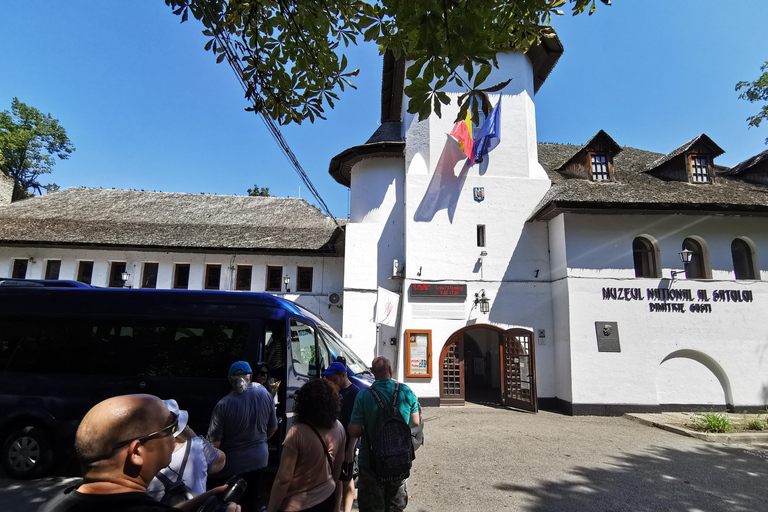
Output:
[317, 326, 369, 375]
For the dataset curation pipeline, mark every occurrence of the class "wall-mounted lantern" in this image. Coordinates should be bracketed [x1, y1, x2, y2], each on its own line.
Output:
[284, 274, 291, 293]
[474, 289, 490, 314]
[671, 248, 694, 280]
[121, 271, 131, 288]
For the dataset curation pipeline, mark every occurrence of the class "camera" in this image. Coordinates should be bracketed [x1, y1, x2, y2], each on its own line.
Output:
[196, 475, 247, 512]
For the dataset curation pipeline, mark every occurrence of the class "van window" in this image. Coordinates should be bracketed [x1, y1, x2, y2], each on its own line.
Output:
[289, 319, 330, 377]
[318, 327, 369, 375]
[1, 317, 248, 378]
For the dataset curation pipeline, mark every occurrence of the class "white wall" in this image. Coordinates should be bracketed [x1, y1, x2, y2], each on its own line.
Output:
[396, 51, 554, 400]
[556, 212, 768, 408]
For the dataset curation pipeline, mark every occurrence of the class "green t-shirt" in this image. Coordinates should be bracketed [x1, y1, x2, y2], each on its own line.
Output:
[349, 379, 418, 468]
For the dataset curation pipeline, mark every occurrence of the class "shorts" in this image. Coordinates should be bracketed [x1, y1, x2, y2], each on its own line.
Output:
[357, 465, 407, 512]
[339, 460, 358, 482]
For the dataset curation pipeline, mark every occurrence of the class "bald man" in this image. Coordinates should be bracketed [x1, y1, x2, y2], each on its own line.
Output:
[38, 394, 239, 512]
[348, 357, 420, 512]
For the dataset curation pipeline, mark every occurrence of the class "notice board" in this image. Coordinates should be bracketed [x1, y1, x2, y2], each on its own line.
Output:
[405, 329, 432, 378]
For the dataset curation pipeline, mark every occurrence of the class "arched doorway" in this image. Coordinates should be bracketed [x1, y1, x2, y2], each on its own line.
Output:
[439, 325, 537, 411]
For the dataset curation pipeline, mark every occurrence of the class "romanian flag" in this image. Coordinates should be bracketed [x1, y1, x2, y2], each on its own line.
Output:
[450, 110, 474, 164]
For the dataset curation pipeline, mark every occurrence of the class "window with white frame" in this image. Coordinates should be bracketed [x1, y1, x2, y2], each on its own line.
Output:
[590, 153, 610, 181]
[690, 155, 710, 183]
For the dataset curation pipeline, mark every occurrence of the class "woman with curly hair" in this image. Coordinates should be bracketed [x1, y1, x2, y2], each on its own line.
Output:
[266, 378, 346, 512]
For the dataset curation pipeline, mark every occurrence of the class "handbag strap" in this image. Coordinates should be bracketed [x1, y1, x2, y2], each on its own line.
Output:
[307, 424, 334, 474]
[155, 439, 191, 489]
[177, 439, 191, 480]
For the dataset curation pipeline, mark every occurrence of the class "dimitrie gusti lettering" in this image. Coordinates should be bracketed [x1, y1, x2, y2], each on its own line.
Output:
[601, 287, 754, 314]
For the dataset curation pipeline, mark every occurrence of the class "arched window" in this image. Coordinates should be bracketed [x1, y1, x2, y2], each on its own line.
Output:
[683, 238, 707, 279]
[731, 238, 759, 280]
[633, 236, 659, 278]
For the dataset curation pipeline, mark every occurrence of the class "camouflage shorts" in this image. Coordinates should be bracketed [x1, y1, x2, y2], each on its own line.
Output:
[357, 465, 408, 512]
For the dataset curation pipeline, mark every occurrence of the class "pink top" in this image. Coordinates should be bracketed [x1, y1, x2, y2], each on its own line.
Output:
[280, 420, 345, 511]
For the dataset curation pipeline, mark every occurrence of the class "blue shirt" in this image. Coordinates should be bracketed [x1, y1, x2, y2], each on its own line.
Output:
[207, 383, 277, 476]
[349, 379, 418, 468]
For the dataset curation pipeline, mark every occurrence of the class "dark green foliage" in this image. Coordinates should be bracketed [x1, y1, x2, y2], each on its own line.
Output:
[165, 0, 610, 125]
[0, 98, 74, 200]
[736, 61, 768, 144]
[247, 184, 271, 196]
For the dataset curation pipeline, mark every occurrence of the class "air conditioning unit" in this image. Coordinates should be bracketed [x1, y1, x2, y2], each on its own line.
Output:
[328, 292, 343, 307]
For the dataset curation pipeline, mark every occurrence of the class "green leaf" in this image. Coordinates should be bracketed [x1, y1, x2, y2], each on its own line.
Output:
[474, 64, 492, 88]
[406, 57, 428, 81]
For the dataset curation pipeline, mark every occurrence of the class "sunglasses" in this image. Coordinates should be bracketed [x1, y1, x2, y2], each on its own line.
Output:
[113, 412, 179, 450]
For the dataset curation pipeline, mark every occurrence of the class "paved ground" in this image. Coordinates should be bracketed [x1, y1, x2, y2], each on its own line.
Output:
[3, 405, 768, 511]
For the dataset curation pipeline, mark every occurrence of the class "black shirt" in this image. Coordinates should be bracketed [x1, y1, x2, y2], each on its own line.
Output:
[38, 487, 174, 512]
[338, 382, 362, 429]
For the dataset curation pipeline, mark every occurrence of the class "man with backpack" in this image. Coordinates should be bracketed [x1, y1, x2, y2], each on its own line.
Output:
[348, 356, 420, 512]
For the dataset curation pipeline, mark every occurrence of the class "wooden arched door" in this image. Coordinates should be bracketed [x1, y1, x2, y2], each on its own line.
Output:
[438, 334, 464, 405]
[500, 328, 537, 412]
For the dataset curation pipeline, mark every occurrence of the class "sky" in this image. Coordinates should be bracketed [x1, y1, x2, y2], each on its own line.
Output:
[2, 1, 767, 219]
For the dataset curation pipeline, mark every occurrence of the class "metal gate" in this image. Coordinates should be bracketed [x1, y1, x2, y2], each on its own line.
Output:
[438, 336, 464, 405]
[500, 328, 537, 412]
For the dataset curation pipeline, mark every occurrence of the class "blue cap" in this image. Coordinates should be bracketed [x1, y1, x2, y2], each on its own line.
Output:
[322, 362, 347, 376]
[229, 361, 252, 376]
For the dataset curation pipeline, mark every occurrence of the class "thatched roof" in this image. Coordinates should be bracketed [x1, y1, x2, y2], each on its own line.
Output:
[532, 142, 768, 220]
[0, 188, 345, 253]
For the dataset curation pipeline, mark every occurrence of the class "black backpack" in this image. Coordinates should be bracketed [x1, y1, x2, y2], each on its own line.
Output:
[367, 383, 415, 483]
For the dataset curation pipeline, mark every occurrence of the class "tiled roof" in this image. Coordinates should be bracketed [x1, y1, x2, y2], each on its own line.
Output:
[644, 134, 724, 173]
[0, 188, 345, 253]
[721, 148, 768, 176]
[532, 142, 768, 220]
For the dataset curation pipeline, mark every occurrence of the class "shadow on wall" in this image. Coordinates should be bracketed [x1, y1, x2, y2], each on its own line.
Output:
[413, 135, 469, 223]
[492, 445, 768, 512]
[660, 350, 734, 409]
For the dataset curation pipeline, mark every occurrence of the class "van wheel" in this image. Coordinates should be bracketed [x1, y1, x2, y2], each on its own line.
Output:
[1, 426, 53, 479]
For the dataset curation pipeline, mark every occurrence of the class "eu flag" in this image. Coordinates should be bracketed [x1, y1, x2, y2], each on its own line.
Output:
[472, 99, 501, 164]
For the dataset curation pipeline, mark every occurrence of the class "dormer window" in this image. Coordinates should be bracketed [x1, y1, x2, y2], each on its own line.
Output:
[553, 130, 622, 182]
[590, 153, 610, 181]
[689, 154, 710, 183]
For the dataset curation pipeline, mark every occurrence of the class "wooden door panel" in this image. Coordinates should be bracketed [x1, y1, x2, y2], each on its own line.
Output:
[439, 336, 464, 406]
[500, 329, 537, 412]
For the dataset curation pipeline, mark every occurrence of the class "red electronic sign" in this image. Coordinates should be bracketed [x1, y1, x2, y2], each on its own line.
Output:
[409, 283, 467, 298]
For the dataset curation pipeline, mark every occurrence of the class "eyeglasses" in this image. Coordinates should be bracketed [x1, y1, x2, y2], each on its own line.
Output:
[112, 412, 179, 450]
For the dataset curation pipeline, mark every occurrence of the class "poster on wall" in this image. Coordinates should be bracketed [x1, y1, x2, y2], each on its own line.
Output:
[405, 329, 432, 378]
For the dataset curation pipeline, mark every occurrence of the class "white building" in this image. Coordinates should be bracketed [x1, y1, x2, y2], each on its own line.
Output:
[329, 43, 768, 413]
[0, 184, 346, 332]
[3, 37, 768, 414]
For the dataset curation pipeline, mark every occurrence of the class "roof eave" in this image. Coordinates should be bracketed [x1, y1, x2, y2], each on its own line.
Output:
[529, 201, 768, 221]
[328, 142, 405, 187]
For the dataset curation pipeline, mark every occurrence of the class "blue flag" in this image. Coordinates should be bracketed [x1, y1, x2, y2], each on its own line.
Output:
[472, 99, 501, 164]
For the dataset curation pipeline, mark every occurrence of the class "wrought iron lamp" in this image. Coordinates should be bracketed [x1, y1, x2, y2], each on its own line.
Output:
[121, 271, 131, 288]
[671, 248, 694, 280]
[284, 274, 290, 293]
[474, 290, 490, 314]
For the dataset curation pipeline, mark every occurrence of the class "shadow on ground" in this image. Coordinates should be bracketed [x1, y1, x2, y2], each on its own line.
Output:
[494, 444, 768, 511]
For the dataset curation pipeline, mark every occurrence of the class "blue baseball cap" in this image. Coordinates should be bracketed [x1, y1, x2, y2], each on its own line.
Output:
[229, 361, 252, 376]
[322, 361, 347, 376]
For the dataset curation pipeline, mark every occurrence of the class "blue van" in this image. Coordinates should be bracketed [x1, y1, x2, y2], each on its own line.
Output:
[0, 280, 371, 479]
